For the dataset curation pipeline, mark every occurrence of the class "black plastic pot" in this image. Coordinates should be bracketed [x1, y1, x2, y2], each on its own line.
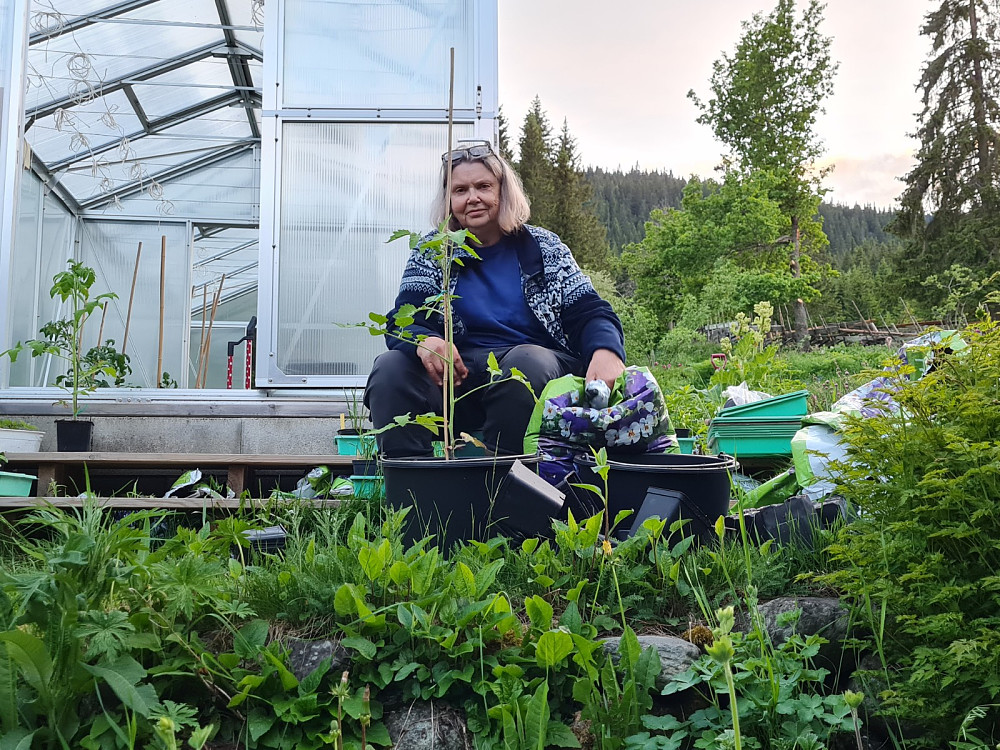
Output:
[55, 419, 94, 451]
[382, 453, 541, 552]
[351, 457, 379, 476]
[575, 452, 737, 539]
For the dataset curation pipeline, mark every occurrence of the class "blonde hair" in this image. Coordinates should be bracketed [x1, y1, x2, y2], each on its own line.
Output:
[430, 152, 531, 234]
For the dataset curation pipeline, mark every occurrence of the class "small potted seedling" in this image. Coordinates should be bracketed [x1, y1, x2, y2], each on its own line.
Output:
[0, 418, 45, 453]
[335, 388, 377, 457]
[3, 260, 123, 451]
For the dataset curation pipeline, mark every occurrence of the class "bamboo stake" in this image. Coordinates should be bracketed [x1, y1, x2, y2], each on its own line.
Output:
[442, 47, 455, 459]
[156, 235, 166, 387]
[196, 283, 208, 387]
[122, 242, 142, 355]
[197, 275, 225, 388]
[96, 302, 108, 345]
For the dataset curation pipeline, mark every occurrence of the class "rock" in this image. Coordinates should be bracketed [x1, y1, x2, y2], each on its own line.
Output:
[383, 700, 471, 750]
[284, 638, 350, 682]
[602, 635, 702, 688]
[753, 597, 851, 674]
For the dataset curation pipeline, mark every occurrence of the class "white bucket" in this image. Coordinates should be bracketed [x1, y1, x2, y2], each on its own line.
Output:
[0, 428, 45, 453]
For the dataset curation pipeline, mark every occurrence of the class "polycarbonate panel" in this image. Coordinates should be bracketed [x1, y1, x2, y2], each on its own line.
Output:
[1, 0, 13, 80]
[27, 0, 131, 34]
[7, 174, 42, 387]
[273, 121, 472, 379]
[129, 58, 236, 118]
[281, 0, 475, 110]
[79, 221, 189, 387]
[7, 180, 82, 387]
[27, 89, 143, 164]
[187, 320, 252, 389]
[25, 13, 220, 114]
[107, 147, 259, 218]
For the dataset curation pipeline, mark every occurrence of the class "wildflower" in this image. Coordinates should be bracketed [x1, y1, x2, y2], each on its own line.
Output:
[602, 538, 613, 556]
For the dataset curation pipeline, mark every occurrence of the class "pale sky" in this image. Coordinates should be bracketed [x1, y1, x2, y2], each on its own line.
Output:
[498, 0, 930, 209]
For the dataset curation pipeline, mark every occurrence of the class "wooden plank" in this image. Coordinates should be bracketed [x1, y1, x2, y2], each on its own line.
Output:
[0, 496, 345, 509]
[4, 452, 353, 466]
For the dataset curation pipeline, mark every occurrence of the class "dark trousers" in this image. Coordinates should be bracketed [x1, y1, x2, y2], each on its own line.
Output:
[364, 344, 582, 457]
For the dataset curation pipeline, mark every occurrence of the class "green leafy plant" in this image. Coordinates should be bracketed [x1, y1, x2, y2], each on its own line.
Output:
[3, 260, 124, 419]
[819, 320, 1000, 744]
[0, 418, 40, 431]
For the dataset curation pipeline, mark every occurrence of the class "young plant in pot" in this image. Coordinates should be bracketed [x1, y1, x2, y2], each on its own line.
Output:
[3, 260, 123, 452]
[357, 223, 538, 550]
[0, 418, 45, 453]
[335, 388, 377, 457]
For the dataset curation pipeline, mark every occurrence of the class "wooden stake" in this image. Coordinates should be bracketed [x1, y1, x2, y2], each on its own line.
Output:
[122, 241, 142, 355]
[196, 283, 208, 387]
[96, 302, 108, 345]
[197, 275, 225, 388]
[156, 235, 166, 387]
[442, 47, 455, 459]
[901, 298, 922, 331]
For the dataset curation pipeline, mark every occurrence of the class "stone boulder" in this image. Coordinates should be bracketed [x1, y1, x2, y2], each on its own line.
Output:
[753, 596, 851, 675]
[602, 635, 702, 689]
[383, 700, 471, 750]
[284, 638, 350, 682]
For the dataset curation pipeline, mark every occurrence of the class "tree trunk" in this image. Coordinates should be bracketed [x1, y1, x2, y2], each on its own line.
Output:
[791, 214, 810, 348]
[968, 0, 992, 195]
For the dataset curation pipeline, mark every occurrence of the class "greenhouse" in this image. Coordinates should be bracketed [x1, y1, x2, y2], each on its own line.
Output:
[0, 0, 497, 404]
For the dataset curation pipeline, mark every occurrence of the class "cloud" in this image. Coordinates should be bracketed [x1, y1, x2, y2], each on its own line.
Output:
[820, 152, 917, 209]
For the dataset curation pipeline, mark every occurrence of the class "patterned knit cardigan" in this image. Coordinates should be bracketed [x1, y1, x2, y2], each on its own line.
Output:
[384, 224, 625, 364]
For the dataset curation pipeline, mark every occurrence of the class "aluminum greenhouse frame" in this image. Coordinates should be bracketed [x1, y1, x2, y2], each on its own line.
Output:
[0, 0, 498, 398]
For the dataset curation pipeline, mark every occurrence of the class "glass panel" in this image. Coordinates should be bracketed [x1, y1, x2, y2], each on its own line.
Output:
[274, 121, 472, 379]
[79, 220, 189, 387]
[187, 319, 254, 389]
[282, 0, 474, 110]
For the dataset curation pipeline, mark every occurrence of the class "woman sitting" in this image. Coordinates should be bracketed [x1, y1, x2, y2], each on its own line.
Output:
[364, 141, 625, 457]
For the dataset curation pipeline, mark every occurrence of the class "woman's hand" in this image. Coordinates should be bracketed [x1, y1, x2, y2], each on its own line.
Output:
[417, 336, 468, 387]
[586, 348, 625, 391]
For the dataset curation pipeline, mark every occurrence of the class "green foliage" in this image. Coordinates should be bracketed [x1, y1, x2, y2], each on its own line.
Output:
[641, 598, 858, 750]
[820, 321, 1000, 743]
[588, 270, 660, 364]
[0, 419, 39, 431]
[622, 173, 826, 331]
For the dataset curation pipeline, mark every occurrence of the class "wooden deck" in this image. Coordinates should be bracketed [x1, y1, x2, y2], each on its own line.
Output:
[2, 452, 354, 498]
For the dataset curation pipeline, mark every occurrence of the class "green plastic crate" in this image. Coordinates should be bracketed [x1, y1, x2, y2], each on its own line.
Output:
[350, 475, 385, 500]
[0, 470, 36, 497]
[707, 433, 795, 457]
[716, 390, 810, 419]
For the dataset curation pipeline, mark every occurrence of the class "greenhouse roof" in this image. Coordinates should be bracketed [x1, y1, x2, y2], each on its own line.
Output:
[25, 0, 263, 216]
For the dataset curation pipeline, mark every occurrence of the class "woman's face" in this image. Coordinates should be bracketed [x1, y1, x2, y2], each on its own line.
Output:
[450, 161, 501, 244]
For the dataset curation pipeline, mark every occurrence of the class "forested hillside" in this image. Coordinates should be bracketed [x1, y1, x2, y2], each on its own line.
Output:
[584, 166, 899, 256]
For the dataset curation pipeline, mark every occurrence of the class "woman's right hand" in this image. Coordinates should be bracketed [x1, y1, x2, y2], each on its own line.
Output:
[417, 336, 468, 387]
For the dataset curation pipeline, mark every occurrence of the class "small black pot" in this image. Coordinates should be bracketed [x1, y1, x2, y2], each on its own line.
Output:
[351, 457, 379, 476]
[55, 419, 94, 451]
[382, 453, 540, 553]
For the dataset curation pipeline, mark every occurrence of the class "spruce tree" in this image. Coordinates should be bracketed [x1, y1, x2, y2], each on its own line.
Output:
[891, 0, 1000, 311]
[516, 97, 556, 226]
[497, 106, 514, 163]
[549, 120, 610, 270]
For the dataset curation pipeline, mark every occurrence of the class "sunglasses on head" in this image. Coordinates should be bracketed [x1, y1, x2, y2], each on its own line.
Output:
[442, 142, 493, 164]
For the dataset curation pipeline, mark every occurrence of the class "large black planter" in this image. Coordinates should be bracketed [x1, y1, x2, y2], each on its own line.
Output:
[55, 419, 94, 452]
[575, 452, 737, 540]
[382, 453, 541, 552]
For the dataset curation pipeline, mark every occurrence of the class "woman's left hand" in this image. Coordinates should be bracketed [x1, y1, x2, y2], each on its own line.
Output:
[586, 349, 625, 390]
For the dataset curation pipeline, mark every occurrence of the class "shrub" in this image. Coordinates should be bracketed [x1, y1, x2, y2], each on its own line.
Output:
[820, 321, 1000, 744]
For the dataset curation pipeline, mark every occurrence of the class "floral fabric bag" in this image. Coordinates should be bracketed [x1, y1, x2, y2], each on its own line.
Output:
[523, 366, 678, 485]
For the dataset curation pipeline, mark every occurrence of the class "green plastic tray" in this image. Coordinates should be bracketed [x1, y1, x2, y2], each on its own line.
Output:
[0, 470, 36, 497]
[716, 390, 810, 419]
[349, 475, 385, 500]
